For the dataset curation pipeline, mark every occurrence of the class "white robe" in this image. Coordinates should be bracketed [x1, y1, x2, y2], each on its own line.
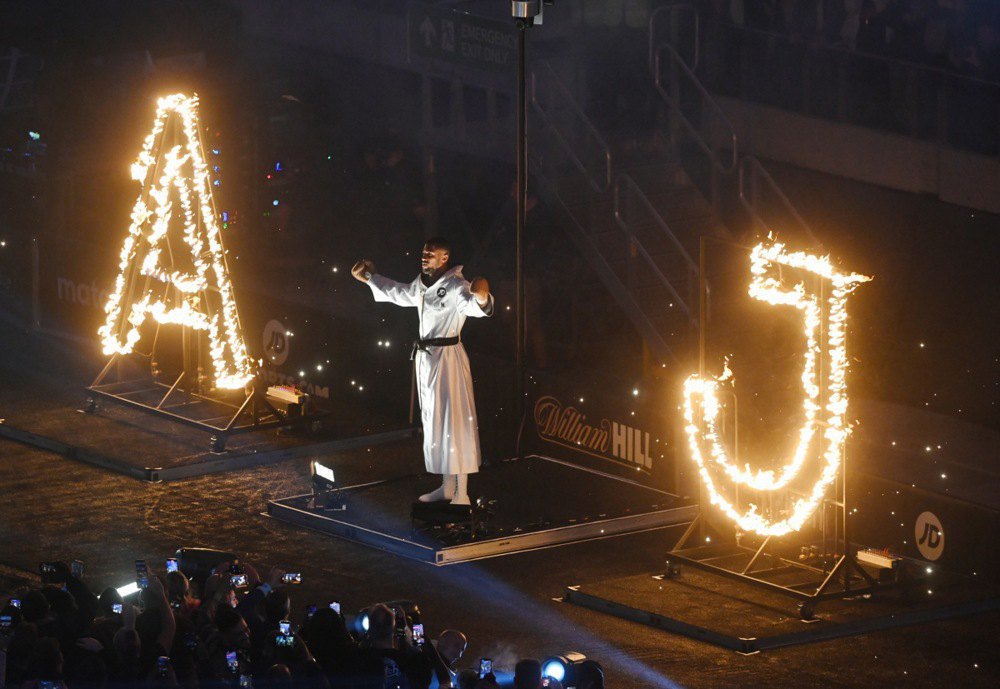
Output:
[367, 265, 493, 475]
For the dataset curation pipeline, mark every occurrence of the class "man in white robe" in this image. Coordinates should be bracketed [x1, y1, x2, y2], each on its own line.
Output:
[352, 237, 493, 505]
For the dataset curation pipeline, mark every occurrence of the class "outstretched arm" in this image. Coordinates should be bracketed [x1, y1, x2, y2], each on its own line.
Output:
[352, 258, 420, 307]
[460, 277, 493, 317]
[145, 573, 176, 654]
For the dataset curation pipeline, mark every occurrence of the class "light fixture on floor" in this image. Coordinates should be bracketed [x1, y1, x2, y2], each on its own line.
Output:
[542, 652, 587, 685]
[311, 460, 336, 490]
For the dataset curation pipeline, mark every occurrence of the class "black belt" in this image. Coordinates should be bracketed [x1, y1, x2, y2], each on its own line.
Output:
[410, 336, 460, 360]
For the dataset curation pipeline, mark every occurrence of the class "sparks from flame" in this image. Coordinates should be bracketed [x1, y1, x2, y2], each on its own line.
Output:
[683, 238, 871, 536]
[98, 93, 254, 389]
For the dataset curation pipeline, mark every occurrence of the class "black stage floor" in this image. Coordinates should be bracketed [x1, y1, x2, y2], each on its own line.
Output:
[564, 565, 1000, 654]
[0, 380, 414, 481]
[268, 455, 697, 564]
[6, 164, 1000, 686]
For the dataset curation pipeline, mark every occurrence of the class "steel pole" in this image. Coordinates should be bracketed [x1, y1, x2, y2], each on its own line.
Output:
[699, 235, 707, 377]
[514, 21, 527, 458]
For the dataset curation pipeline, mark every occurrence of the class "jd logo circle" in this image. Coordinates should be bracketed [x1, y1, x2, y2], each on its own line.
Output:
[263, 319, 289, 366]
[914, 511, 944, 561]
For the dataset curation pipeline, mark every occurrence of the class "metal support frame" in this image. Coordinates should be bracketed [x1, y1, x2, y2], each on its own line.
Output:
[514, 17, 527, 458]
[669, 514, 880, 619]
[83, 99, 324, 453]
[86, 357, 319, 453]
[674, 236, 885, 619]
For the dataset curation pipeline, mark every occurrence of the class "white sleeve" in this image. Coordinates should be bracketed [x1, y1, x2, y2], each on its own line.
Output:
[458, 280, 494, 318]
[367, 274, 421, 308]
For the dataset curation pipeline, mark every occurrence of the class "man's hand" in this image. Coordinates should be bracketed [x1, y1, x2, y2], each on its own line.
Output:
[146, 572, 167, 600]
[243, 563, 261, 589]
[470, 277, 490, 306]
[352, 259, 375, 283]
[123, 603, 138, 631]
[76, 637, 104, 653]
[266, 566, 287, 589]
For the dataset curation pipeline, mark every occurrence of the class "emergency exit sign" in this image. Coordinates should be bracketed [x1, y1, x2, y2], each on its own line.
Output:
[408, 3, 516, 73]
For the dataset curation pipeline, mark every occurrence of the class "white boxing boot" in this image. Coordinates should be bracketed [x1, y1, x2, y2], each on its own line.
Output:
[419, 475, 455, 503]
[450, 473, 471, 506]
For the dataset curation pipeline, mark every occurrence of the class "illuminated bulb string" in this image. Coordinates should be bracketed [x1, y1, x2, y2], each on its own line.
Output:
[683, 239, 870, 536]
[98, 93, 254, 390]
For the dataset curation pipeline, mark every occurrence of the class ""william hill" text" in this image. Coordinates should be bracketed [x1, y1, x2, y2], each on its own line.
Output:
[533, 395, 652, 470]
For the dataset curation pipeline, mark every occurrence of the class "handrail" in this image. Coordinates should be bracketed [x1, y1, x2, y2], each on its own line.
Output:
[649, 2, 699, 73]
[653, 41, 738, 174]
[615, 173, 699, 275]
[613, 173, 696, 320]
[0, 48, 35, 112]
[738, 156, 821, 248]
[529, 60, 613, 193]
[535, 166, 677, 363]
[650, 9, 820, 247]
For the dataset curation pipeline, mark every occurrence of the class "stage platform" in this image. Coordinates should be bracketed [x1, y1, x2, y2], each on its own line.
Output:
[0, 391, 415, 482]
[266, 455, 697, 565]
[563, 565, 1000, 654]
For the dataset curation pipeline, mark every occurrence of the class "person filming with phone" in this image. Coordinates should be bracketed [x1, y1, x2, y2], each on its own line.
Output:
[355, 603, 435, 689]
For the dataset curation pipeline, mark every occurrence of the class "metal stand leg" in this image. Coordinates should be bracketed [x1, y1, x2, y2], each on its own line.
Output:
[741, 536, 772, 575]
[210, 435, 227, 453]
[673, 514, 701, 551]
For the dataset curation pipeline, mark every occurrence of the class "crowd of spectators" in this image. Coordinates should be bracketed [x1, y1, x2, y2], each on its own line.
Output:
[720, 0, 1000, 80]
[0, 558, 604, 689]
[691, 0, 1000, 150]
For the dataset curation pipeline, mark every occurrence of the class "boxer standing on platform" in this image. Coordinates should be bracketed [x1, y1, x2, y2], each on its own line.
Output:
[352, 238, 493, 505]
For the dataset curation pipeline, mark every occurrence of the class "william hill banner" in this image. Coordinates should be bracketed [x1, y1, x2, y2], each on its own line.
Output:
[525, 371, 678, 494]
[534, 395, 654, 471]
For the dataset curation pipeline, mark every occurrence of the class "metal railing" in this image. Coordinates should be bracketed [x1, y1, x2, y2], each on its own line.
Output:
[649, 2, 700, 72]
[738, 156, 820, 248]
[534, 164, 678, 363]
[653, 41, 738, 175]
[613, 173, 698, 321]
[530, 60, 613, 193]
[649, 3, 822, 250]
[0, 48, 40, 112]
[528, 58, 693, 362]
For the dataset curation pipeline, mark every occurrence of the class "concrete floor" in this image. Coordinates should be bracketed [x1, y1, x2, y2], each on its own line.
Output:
[0, 432, 998, 689]
[3, 159, 1000, 687]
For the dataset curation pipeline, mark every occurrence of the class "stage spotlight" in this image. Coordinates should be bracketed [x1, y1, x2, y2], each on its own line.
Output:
[311, 460, 336, 489]
[348, 607, 372, 635]
[116, 582, 140, 598]
[349, 601, 418, 639]
[512, 0, 541, 20]
[542, 652, 587, 685]
[663, 559, 682, 578]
